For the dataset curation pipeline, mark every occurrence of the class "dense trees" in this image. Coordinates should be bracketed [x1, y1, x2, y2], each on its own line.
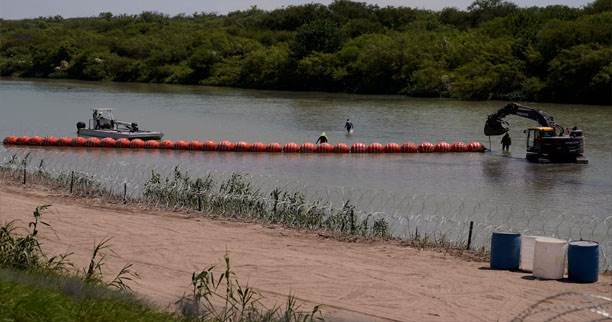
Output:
[1, 0, 611, 104]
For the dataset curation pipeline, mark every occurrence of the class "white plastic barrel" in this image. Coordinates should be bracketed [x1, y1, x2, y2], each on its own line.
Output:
[519, 235, 538, 272]
[533, 237, 567, 280]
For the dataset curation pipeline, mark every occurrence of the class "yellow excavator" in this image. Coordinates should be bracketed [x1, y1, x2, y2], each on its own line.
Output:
[484, 103, 587, 163]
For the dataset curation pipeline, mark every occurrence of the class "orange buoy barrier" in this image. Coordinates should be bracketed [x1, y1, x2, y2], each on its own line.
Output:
[130, 139, 145, 149]
[317, 143, 334, 153]
[283, 142, 300, 153]
[335, 143, 350, 153]
[116, 138, 131, 148]
[434, 141, 451, 153]
[189, 140, 204, 151]
[3, 136, 17, 145]
[384, 143, 401, 153]
[160, 140, 174, 149]
[236, 141, 252, 152]
[100, 137, 116, 147]
[451, 142, 468, 152]
[145, 140, 160, 149]
[267, 143, 282, 152]
[301, 143, 317, 153]
[203, 140, 217, 151]
[85, 137, 100, 147]
[44, 136, 59, 146]
[16, 136, 30, 145]
[3, 135, 486, 155]
[401, 142, 418, 153]
[174, 140, 189, 150]
[218, 140, 235, 152]
[252, 142, 266, 152]
[29, 136, 44, 146]
[351, 143, 367, 153]
[418, 142, 435, 153]
[367, 143, 384, 153]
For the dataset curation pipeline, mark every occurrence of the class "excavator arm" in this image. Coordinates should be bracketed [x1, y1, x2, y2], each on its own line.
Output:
[484, 103, 561, 136]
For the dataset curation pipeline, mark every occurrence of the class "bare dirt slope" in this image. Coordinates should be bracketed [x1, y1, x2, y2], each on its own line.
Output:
[0, 185, 610, 322]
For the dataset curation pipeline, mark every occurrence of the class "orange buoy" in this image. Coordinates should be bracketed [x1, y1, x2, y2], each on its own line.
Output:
[72, 137, 87, 147]
[351, 142, 367, 153]
[283, 142, 300, 153]
[130, 139, 145, 149]
[236, 141, 252, 152]
[451, 142, 468, 152]
[189, 140, 204, 150]
[266, 142, 282, 152]
[218, 140, 235, 152]
[16, 136, 31, 145]
[174, 140, 189, 150]
[335, 143, 350, 153]
[116, 138, 131, 148]
[160, 140, 174, 149]
[301, 143, 317, 153]
[384, 143, 401, 153]
[203, 140, 217, 151]
[401, 142, 418, 153]
[468, 141, 485, 152]
[59, 137, 74, 146]
[367, 143, 384, 153]
[100, 137, 116, 147]
[144, 140, 160, 149]
[418, 142, 435, 153]
[3, 136, 18, 145]
[43, 136, 59, 146]
[317, 143, 334, 153]
[85, 137, 101, 147]
[29, 136, 44, 145]
[251, 142, 265, 152]
[434, 141, 451, 152]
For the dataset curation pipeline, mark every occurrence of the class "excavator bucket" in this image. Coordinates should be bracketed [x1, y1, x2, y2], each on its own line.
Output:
[484, 116, 508, 136]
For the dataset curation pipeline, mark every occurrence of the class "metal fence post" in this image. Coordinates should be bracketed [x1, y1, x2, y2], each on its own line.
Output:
[467, 221, 474, 250]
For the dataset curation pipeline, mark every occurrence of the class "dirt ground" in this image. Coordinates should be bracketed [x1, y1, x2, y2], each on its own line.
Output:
[0, 184, 610, 322]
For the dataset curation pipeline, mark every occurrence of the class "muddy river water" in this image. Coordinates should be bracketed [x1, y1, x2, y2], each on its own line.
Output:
[1, 79, 611, 268]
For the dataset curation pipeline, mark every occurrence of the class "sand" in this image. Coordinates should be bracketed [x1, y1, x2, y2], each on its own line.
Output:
[0, 184, 610, 322]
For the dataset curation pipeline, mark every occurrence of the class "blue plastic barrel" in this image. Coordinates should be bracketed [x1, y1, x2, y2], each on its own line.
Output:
[568, 241, 599, 283]
[490, 232, 521, 270]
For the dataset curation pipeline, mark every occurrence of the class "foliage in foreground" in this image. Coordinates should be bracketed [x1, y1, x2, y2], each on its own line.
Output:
[0, 270, 177, 322]
[1, 0, 612, 104]
[143, 167, 390, 239]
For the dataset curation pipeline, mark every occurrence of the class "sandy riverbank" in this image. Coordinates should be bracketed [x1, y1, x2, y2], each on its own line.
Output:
[0, 184, 610, 321]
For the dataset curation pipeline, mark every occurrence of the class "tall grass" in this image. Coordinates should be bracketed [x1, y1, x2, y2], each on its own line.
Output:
[143, 167, 390, 239]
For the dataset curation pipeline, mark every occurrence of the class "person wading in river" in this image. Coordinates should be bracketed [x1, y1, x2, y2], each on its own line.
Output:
[316, 132, 328, 144]
[501, 132, 511, 152]
[344, 119, 354, 134]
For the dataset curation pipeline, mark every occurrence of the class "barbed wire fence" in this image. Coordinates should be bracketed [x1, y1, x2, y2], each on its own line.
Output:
[0, 149, 610, 271]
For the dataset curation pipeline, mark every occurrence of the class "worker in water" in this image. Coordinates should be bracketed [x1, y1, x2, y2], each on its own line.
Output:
[316, 132, 328, 144]
[501, 132, 511, 152]
[344, 119, 353, 134]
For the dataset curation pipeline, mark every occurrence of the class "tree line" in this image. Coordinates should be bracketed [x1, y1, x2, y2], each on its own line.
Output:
[1, 0, 611, 104]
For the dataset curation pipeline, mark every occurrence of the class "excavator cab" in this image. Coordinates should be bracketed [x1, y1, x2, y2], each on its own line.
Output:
[524, 127, 584, 163]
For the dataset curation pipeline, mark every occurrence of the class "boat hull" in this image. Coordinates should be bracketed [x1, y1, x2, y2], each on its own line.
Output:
[77, 129, 163, 140]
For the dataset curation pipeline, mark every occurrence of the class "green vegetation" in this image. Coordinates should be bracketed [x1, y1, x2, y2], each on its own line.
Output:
[143, 168, 391, 238]
[1, 0, 611, 104]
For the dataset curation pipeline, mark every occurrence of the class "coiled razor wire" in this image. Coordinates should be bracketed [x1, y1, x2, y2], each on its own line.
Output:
[1, 149, 610, 271]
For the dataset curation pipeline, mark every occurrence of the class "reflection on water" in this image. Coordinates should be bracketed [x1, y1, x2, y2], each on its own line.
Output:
[1, 79, 612, 268]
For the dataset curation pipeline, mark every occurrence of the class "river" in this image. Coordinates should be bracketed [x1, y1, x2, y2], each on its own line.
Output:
[1, 79, 611, 269]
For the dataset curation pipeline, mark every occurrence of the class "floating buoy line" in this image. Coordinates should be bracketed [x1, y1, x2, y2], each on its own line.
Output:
[2, 136, 485, 154]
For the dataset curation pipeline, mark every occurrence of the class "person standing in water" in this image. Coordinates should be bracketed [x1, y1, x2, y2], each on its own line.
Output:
[316, 132, 328, 144]
[344, 119, 354, 134]
[501, 132, 511, 152]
